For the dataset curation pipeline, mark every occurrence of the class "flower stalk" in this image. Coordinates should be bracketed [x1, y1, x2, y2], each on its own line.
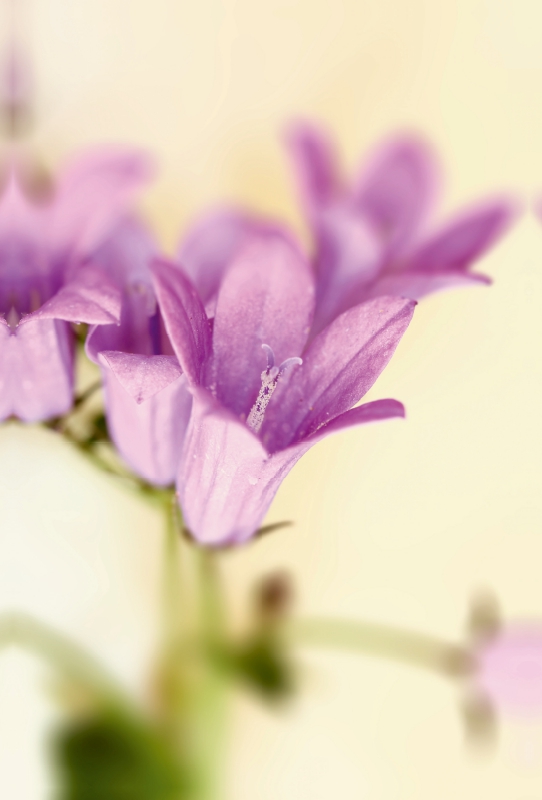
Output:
[289, 617, 472, 678]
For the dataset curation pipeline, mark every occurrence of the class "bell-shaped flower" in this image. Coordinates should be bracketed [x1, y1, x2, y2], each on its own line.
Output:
[0, 146, 152, 421]
[86, 220, 191, 486]
[152, 231, 415, 546]
[285, 121, 518, 333]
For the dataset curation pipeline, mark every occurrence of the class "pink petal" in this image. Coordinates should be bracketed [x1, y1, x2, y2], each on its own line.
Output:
[353, 134, 440, 247]
[312, 203, 383, 334]
[474, 623, 542, 717]
[284, 120, 341, 217]
[365, 269, 491, 301]
[178, 394, 404, 547]
[151, 259, 212, 385]
[85, 289, 157, 364]
[101, 363, 190, 487]
[98, 352, 183, 404]
[0, 318, 73, 421]
[262, 296, 415, 451]
[305, 398, 405, 441]
[407, 198, 518, 273]
[177, 389, 305, 546]
[211, 232, 315, 417]
[50, 146, 154, 256]
[21, 265, 122, 326]
[178, 207, 278, 309]
[91, 216, 157, 289]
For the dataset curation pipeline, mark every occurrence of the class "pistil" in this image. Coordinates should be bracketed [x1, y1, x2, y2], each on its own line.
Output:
[247, 344, 302, 434]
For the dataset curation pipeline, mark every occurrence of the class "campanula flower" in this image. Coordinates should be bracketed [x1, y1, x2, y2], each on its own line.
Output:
[0, 146, 151, 420]
[86, 220, 190, 486]
[152, 231, 415, 546]
[285, 121, 518, 333]
[177, 126, 516, 339]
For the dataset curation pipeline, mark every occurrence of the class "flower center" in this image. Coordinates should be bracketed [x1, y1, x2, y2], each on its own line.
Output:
[246, 343, 302, 434]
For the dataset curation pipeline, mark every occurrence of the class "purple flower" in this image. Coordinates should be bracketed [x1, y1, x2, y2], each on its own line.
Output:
[176, 127, 517, 340]
[472, 622, 542, 717]
[152, 230, 415, 546]
[0, 147, 152, 421]
[285, 121, 518, 333]
[86, 221, 190, 486]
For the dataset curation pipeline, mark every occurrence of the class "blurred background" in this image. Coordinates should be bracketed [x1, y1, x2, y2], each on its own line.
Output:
[1, 0, 542, 797]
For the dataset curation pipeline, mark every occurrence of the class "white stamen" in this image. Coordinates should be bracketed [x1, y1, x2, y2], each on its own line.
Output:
[246, 344, 302, 433]
[6, 305, 19, 330]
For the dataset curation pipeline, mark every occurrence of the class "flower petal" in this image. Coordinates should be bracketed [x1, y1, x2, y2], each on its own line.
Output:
[312, 204, 383, 334]
[86, 288, 158, 363]
[98, 352, 183, 404]
[21, 265, 121, 326]
[51, 146, 154, 256]
[101, 364, 190, 486]
[179, 207, 277, 309]
[151, 258, 212, 385]
[211, 232, 315, 417]
[305, 398, 405, 441]
[406, 199, 518, 273]
[178, 394, 404, 547]
[91, 216, 157, 289]
[353, 134, 440, 247]
[262, 296, 415, 451]
[284, 120, 341, 216]
[365, 269, 491, 301]
[0, 318, 73, 421]
[177, 389, 305, 546]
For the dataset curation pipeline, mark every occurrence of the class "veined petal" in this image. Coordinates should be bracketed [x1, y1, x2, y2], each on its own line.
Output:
[177, 389, 303, 546]
[365, 269, 491, 301]
[353, 134, 440, 247]
[90, 216, 157, 289]
[284, 120, 341, 216]
[86, 287, 157, 363]
[262, 296, 415, 451]
[151, 258, 212, 385]
[0, 318, 73, 421]
[178, 394, 404, 547]
[211, 232, 315, 417]
[101, 364, 190, 487]
[312, 203, 383, 335]
[20, 265, 121, 326]
[98, 352, 183, 404]
[406, 198, 518, 273]
[179, 207, 278, 309]
[51, 146, 154, 256]
[304, 398, 405, 441]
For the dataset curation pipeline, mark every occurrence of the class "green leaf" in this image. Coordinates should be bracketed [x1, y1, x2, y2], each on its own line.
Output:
[51, 709, 192, 800]
[255, 520, 293, 539]
[216, 635, 294, 701]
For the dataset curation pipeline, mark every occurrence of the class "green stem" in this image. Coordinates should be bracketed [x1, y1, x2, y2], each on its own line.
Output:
[157, 503, 229, 800]
[162, 495, 185, 653]
[290, 617, 471, 678]
[0, 611, 132, 709]
[192, 549, 229, 800]
[72, 379, 103, 410]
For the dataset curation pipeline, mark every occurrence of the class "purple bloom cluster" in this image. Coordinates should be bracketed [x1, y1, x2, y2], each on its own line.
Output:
[0, 146, 152, 420]
[4, 123, 517, 546]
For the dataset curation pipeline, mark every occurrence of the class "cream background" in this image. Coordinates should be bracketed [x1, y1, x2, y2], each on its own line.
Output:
[1, 0, 542, 797]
